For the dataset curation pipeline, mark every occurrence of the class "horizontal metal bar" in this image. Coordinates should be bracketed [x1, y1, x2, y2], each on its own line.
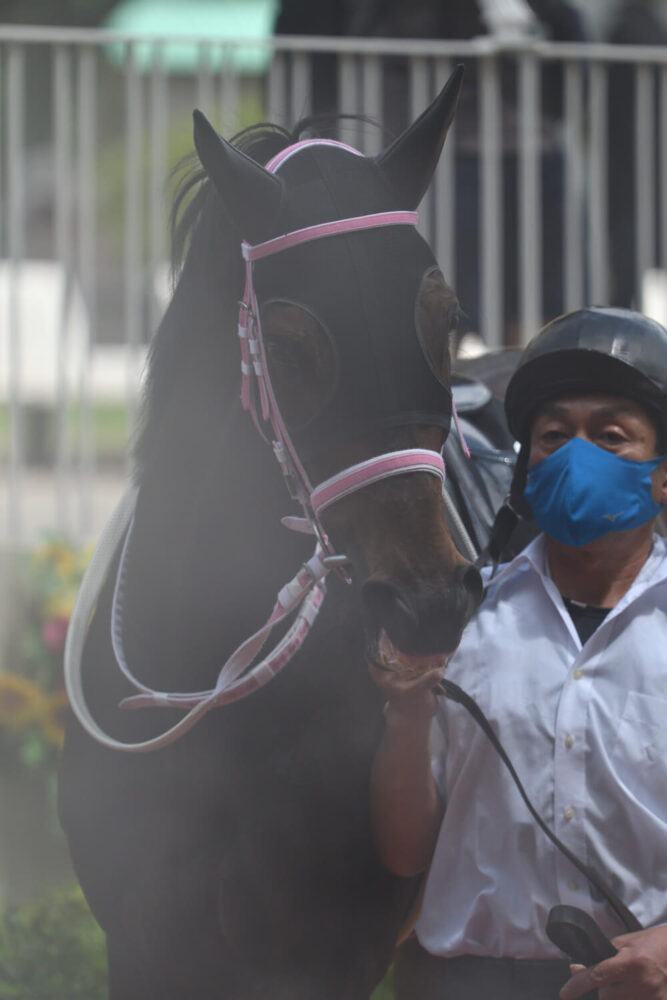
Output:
[1, 25, 667, 66]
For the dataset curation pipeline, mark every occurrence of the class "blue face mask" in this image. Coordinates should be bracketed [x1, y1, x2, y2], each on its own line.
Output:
[524, 437, 665, 547]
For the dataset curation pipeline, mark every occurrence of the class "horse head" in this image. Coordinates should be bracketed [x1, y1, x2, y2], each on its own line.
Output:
[193, 66, 482, 675]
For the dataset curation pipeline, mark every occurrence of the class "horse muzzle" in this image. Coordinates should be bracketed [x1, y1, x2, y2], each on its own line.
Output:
[362, 563, 483, 670]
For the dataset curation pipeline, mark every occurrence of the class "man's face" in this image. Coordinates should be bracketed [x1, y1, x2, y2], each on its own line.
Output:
[529, 394, 659, 468]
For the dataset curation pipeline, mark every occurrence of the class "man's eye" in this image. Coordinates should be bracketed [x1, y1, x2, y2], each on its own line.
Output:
[599, 431, 624, 445]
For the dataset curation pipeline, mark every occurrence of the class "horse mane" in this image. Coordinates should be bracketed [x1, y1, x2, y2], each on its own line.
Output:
[133, 114, 372, 474]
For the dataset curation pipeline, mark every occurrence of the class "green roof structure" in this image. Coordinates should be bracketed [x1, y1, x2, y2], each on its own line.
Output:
[104, 0, 279, 73]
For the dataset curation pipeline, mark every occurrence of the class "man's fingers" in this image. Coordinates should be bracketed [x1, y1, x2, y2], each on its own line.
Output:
[368, 661, 445, 693]
[368, 661, 447, 721]
[559, 956, 621, 999]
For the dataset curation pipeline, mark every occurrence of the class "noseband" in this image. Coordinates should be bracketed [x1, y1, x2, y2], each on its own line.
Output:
[64, 139, 452, 752]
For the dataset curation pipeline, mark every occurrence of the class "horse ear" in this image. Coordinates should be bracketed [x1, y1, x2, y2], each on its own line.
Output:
[376, 64, 464, 208]
[192, 109, 284, 244]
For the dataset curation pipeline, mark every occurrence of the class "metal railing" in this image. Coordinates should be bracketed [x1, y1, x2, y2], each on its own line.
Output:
[2, 26, 667, 546]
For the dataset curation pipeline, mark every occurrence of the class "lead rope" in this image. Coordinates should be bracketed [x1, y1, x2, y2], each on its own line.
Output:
[64, 486, 330, 753]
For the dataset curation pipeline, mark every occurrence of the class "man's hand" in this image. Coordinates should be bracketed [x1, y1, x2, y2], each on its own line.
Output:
[560, 925, 667, 1000]
[368, 660, 445, 722]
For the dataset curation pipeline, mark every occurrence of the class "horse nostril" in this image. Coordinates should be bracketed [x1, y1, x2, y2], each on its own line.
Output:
[457, 563, 484, 609]
[362, 580, 418, 632]
[362, 566, 483, 656]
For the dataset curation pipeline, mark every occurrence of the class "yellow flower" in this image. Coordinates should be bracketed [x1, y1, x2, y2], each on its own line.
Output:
[79, 544, 95, 572]
[40, 690, 70, 748]
[44, 587, 78, 619]
[32, 539, 80, 582]
[54, 548, 78, 579]
[33, 539, 71, 567]
[0, 673, 46, 728]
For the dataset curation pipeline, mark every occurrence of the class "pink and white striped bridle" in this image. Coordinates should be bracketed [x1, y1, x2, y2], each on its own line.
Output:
[100, 139, 456, 751]
[238, 139, 449, 557]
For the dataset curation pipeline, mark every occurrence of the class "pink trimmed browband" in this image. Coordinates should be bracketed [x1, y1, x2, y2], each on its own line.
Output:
[243, 211, 419, 263]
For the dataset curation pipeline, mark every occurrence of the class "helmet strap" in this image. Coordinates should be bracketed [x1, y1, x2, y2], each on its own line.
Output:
[476, 443, 533, 572]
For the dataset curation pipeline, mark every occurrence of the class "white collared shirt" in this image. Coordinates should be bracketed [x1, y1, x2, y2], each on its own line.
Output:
[416, 534, 667, 959]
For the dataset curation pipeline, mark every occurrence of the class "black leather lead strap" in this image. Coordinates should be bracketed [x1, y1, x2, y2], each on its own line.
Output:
[436, 678, 642, 934]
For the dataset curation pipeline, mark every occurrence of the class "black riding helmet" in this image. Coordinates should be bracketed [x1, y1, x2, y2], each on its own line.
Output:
[505, 306, 667, 516]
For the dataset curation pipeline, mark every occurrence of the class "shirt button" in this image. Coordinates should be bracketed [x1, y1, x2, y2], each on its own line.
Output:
[573, 668, 584, 680]
[564, 807, 575, 821]
[568, 879, 580, 891]
[564, 734, 574, 749]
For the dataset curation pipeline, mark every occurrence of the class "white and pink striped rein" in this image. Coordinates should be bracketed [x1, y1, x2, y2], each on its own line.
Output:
[106, 139, 458, 749]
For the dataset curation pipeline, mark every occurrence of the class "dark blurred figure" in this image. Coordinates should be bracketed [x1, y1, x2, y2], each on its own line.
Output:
[274, 0, 349, 115]
[274, 0, 586, 344]
[607, 0, 667, 310]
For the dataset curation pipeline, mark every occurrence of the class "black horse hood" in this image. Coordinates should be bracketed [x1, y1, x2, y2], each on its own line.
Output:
[192, 66, 465, 461]
[252, 143, 453, 458]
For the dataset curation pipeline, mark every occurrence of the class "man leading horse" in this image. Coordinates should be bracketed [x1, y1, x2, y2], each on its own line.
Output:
[370, 306, 667, 1000]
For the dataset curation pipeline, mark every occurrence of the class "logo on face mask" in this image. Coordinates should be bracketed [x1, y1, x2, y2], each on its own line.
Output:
[524, 437, 665, 547]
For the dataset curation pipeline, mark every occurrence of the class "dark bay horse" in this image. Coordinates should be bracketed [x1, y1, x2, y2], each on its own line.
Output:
[59, 67, 482, 999]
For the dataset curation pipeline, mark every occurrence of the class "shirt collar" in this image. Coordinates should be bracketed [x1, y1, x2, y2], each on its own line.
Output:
[484, 532, 667, 603]
[481, 533, 548, 591]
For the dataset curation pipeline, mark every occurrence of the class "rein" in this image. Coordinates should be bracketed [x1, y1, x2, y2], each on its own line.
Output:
[65, 138, 452, 752]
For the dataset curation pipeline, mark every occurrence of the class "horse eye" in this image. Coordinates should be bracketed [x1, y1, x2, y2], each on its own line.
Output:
[264, 336, 304, 369]
[446, 306, 461, 335]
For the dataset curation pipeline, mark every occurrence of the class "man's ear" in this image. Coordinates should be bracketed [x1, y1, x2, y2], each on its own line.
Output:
[651, 458, 667, 506]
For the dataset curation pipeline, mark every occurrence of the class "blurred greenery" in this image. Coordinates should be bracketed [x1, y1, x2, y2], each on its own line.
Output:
[0, 537, 89, 775]
[0, 403, 129, 466]
[372, 966, 394, 999]
[0, 884, 107, 1000]
[0, 881, 394, 999]
[97, 91, 267, 260]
